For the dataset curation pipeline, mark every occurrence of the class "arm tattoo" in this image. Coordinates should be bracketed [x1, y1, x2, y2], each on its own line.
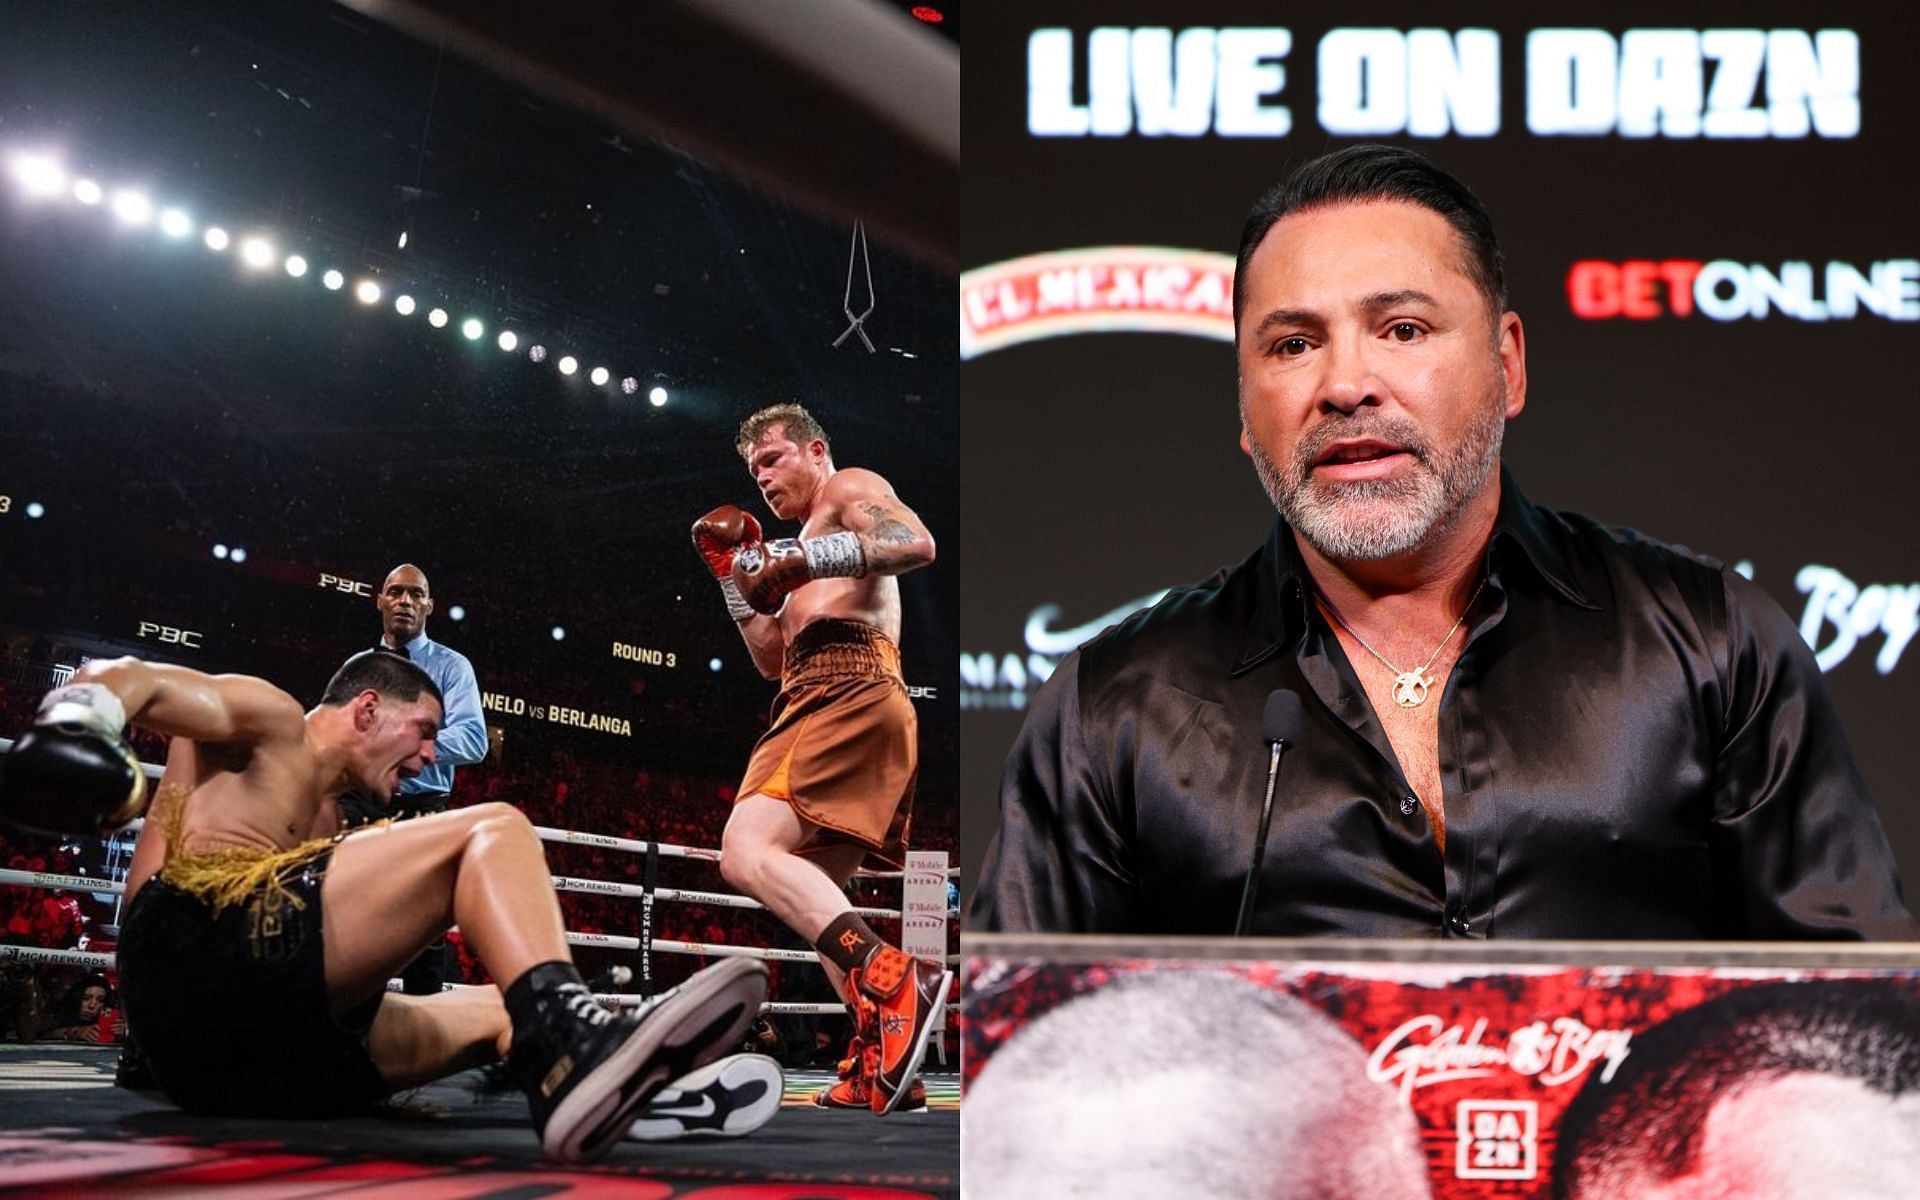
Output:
[870, 518, 917, 545]
[858, 501, 918, 546]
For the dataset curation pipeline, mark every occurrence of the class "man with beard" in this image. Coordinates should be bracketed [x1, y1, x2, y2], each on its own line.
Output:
[971, 144, 1917, 940]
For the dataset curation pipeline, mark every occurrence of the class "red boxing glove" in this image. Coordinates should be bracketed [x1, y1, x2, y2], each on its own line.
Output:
[732, 538, 811, 615]
[690, 505, 764, 580]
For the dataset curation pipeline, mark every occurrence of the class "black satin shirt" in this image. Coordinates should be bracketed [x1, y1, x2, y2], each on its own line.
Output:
[972, 475, 1920, 940]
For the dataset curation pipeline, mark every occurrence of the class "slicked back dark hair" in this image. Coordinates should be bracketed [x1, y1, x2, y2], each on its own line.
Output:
[1553, 979, 1920, 1198]
[1233, 143, 1508, 328]
[319, 649, 443, 709]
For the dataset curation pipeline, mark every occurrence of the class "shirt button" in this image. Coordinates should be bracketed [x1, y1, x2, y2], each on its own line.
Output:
[1399, 795, 1419, 817]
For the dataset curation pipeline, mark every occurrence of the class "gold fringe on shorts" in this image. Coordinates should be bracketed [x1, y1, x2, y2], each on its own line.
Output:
[153, 784, 340, 917]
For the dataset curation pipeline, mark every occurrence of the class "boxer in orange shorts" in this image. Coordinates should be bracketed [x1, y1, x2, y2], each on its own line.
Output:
[691, 402, 949, 1114]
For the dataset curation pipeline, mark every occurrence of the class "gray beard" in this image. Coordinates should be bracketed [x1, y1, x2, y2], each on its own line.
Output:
[1243, 388, 1506, 562]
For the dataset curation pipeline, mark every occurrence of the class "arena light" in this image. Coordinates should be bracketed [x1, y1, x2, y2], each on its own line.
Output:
[110, 190, 153, 227]
[11, 154, 66, 199]
[447, 605, 465, 622]
[25, 502, 44, 519]
[2, 149, 663, 406]
[551, 625, 566, 641]
[649, 386, 669, 407]
[212, 543, 229, 560]
[230, 547, 248, 564]
[709, 657, 723, 672]
[5, 150, 667, 410]
[239, 237, 275, 270]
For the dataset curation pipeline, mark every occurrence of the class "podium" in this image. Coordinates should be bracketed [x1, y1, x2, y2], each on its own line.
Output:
[961, 936, 1920, 1199]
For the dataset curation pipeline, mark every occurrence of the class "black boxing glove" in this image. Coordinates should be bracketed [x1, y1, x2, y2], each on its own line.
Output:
[731, 531, 866, 615]
[0, 684, 149, 838]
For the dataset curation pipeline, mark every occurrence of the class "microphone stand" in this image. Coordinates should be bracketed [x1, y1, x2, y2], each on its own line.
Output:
[1233, 739, 1285, 937]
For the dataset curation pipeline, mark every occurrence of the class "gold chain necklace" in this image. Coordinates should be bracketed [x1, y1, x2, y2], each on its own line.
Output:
[1320, 575, 1488, 708]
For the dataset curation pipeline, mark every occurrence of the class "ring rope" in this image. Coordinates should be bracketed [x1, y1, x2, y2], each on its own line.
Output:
[0, 870, 960, 966]
[549, 874, 903, 921]
[0, 875, 953, 966]
[0, 742, 961, 1008]
[0, 944, 110, 969]
[102, 810, 957, 880]
[0, 934, 959, 983]
[0, 946, 958, 1018]
[0, 736, 959, 882]
[0, 867, 948, 926]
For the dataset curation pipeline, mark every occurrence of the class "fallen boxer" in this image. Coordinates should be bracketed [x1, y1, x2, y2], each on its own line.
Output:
[0, 650, 765, 1163]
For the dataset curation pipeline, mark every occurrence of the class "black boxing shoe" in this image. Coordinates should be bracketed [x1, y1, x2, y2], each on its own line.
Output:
[627, 1052, 785, 1141]
[506, 958, 767, 1163]
[114, 1030, 159, 1093]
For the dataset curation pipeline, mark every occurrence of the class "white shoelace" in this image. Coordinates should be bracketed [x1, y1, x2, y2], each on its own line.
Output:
[559, 984, 613, 1026]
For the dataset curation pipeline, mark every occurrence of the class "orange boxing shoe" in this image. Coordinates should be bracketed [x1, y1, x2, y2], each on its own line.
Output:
[812, 1036, 872, 1109]
[854, 946, 951, 1115]
[812, 1035, 925, 1112]
[814, 981, 878, 1110]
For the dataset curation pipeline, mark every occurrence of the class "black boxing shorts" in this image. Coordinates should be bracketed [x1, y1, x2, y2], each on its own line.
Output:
[117, 844, 390, 1117]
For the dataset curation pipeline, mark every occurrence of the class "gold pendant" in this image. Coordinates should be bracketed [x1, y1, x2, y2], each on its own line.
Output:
[1392, 670, 1430, 708]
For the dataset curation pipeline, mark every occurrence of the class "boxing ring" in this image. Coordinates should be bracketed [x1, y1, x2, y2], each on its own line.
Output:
[0, 742, 961, 1196]
[0, 739, 959, 996]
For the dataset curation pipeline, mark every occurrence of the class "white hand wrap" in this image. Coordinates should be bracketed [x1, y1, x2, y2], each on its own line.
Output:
[802, 531, 867, 579]
[38, 683, 129, 737]
[717, 577, 758, 623]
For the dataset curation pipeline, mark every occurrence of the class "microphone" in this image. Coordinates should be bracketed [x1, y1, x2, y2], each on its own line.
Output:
[1234, 689, 1303, 936]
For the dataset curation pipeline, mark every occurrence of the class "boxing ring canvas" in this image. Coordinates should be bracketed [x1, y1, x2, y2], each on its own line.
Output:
[962, 936, 1920, 1199]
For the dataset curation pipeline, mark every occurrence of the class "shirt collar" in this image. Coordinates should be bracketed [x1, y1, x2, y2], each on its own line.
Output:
[1486, 470, 1598, 612]
[1232, 467, 1596, 676]
[385, 631, 432, 655]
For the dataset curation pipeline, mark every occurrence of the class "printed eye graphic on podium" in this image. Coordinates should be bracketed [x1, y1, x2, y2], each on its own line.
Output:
[962, 947, 1920, 1198]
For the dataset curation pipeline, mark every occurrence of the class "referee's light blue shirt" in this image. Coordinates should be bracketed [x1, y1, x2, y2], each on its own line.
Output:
[381, 631, 487, 796]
